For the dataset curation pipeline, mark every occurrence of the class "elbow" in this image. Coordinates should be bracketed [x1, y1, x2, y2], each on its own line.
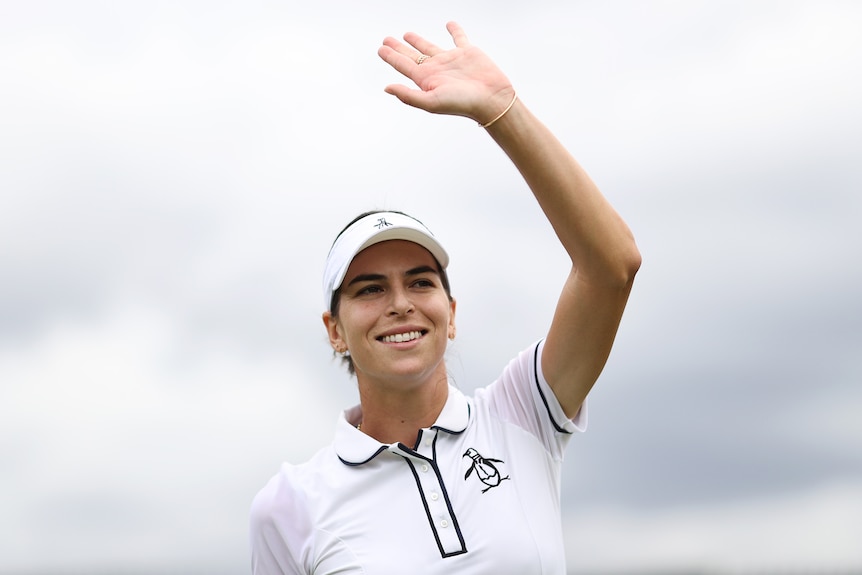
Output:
[624, 243, 642, 281]
[576, 235, 642, 288]
[605, 240, 642, 288]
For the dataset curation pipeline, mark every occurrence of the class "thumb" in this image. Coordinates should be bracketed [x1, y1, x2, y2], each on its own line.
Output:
[384, 84, 433, 111]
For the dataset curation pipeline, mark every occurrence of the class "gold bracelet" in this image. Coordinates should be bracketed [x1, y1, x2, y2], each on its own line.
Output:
[479, 93, 518, 128]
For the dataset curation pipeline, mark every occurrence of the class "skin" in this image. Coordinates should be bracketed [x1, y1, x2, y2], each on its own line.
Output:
[327, 21, 641, 445]
[323, 240, 456, 445]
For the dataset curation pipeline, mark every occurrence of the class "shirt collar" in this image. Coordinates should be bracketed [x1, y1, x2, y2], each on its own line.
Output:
[335, 384, 470, 466]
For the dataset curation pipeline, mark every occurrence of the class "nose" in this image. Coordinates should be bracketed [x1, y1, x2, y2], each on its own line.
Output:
[388, 285, 414, 315]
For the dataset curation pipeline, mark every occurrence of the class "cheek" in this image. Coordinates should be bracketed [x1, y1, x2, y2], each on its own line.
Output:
[337, 305, 376, 341]
[433, 299, 455, 327]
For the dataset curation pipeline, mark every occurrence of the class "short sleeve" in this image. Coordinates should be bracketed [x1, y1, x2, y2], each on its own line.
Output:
[533, 338, 588, 434]
[476, 339, 588, 461]
[249, 465, 312, 575]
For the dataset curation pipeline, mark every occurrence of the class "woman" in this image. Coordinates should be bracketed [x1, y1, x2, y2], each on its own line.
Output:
[250, 21, 640, 574]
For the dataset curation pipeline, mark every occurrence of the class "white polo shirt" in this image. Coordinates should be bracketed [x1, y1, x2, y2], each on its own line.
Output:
[250, 340, 587, 574]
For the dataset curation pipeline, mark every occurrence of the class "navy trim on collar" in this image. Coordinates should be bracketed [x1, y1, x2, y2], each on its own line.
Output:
[335, 384, 471, 466]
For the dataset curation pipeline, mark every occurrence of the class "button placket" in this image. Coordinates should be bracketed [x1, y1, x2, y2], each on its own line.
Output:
[390, 444, 466, 557]
[417, 428, 437, 457]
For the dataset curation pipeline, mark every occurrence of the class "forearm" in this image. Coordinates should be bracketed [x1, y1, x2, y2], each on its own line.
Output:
[484, 98, 641, 284]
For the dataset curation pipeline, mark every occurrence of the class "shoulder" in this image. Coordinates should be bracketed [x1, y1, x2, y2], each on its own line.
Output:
[249, 463, 306, 548]
[251, 446, 335, 522]
[472, 339, 544, 413]
[249, 448, 337, 573]
[250, 444, 341, 534]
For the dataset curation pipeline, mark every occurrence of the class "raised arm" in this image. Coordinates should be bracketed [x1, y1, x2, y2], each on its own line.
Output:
[378, 22, 641, 417]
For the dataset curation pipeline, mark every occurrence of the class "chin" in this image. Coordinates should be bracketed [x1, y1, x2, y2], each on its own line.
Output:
[359, 358, 446, 386]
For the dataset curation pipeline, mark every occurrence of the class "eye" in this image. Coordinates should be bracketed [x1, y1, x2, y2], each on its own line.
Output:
[357, 284, 384, 296]
[412, 278, 436, 289]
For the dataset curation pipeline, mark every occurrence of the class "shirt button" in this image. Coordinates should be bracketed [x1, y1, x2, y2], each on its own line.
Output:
[440, 519, 449, 528]
[424, 438, 432, 446]
[421, 464, 429, 473]
[430, 492, 439, 501]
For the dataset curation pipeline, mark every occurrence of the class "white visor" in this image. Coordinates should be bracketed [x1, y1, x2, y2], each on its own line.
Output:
[322, 212, 449, 311]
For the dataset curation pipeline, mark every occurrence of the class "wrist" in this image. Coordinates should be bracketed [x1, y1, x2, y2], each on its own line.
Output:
[478, 91, 518, 129]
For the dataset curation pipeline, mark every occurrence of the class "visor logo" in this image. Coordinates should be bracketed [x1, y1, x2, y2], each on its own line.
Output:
[374, 217, 393, 229]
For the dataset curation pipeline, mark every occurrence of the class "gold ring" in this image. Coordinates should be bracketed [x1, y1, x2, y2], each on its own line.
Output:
[416, 54, 430, 65]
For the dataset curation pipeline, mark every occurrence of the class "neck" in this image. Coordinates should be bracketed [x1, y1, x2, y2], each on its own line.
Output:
[355, 369, 449, 446]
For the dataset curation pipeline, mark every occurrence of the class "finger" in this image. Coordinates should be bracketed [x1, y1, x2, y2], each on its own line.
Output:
[446, 21, 470, 47]
[381, 35, 405, 50]
[379, 40, 414, 66]
[378, 45, 420, 79]
[384, 84, 436, 112]
[403, 31, 444, 57]
[382, 35, 429, 65]
[381, 36, 416, 59]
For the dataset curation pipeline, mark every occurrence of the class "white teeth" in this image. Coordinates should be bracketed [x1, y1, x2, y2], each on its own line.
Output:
[382, 331, 421, 343]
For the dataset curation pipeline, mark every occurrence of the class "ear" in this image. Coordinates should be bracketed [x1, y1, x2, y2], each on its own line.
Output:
[447, 298, 457, 340]
[322, 311, 346, 352]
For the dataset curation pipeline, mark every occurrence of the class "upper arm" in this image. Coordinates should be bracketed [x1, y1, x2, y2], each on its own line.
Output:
[541, 266, 637, 418]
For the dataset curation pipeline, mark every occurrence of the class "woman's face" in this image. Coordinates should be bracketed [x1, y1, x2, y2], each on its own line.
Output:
[324, 240, 456, 390]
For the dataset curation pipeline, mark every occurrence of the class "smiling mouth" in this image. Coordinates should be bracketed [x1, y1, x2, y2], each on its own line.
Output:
[378, 330, 426, 343]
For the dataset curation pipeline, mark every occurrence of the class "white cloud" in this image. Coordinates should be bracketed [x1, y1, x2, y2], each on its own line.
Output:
[0, 304, 340, 572]
[565, 481, 862, 573]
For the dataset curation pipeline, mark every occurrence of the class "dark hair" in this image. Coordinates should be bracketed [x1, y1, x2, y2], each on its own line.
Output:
[329, 210, 453, 375]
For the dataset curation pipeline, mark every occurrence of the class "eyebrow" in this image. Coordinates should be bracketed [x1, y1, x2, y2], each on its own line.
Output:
[346, 265, 439, 287]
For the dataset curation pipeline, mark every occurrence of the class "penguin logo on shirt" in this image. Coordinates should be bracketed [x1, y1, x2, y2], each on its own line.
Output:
[463, 448, 510, 493]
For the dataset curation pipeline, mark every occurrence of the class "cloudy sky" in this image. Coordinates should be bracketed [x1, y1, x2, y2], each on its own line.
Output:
[2, 1, 861, 573]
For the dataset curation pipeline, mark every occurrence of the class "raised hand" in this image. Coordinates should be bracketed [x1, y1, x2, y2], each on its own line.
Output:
[377, 21, 517, 126]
